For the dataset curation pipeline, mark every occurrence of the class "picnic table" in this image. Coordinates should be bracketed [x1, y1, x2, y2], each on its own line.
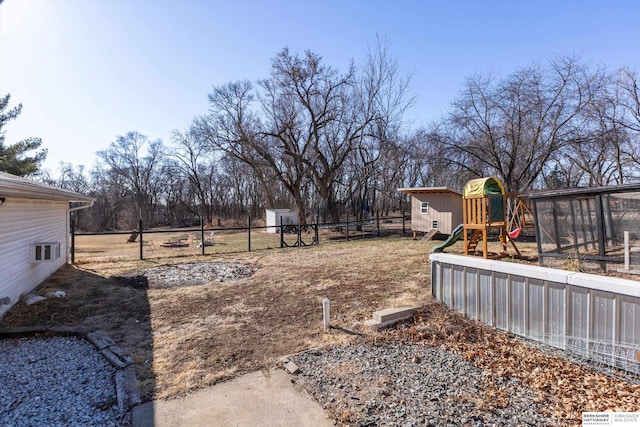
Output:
[160, 234, 190, 248]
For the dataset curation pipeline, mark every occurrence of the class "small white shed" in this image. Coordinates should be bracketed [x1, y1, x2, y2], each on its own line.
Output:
[0, 172, 94, 318]
[265, 209, 298, 233]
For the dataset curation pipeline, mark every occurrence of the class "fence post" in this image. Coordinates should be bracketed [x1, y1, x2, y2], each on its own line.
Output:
[201, 216, 205, 256]
[402, 210, 406, 234]
[280, 216, 284, 248]
[346, 213, 350, 241]
[315, 217, 319, 245]
[247, 217, 251, 252]
[70, 218, 74, 264]
[297, 222, 301, 247]
[376, 211, 380, 237]
[139, 219, 144, 260]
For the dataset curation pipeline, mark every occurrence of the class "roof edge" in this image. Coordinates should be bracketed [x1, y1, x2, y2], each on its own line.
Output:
[397, 187, 463, 196]
[0, 171, 95, 202]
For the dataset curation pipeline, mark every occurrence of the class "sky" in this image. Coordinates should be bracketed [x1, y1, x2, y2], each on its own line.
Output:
[1, 0, 639, 176]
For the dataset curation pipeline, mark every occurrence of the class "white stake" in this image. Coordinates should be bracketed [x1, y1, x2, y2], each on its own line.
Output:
[624, 231, 630, 271]
[323, 298, 330, 330]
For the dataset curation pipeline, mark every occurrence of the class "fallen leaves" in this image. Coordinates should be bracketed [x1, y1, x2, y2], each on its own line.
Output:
[375, 300, 640, 426]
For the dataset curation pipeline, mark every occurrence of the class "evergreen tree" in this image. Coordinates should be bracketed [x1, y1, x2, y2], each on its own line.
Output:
[0, 94, 47, 176]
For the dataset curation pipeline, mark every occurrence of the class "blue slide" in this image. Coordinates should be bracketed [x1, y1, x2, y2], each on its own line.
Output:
[432, 224, 464, 253]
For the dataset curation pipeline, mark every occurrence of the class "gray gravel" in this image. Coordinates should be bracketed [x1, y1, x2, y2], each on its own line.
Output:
[0, 336, 128, 427]
[124, 262, 256, 288]
[291, 343, 552, 426]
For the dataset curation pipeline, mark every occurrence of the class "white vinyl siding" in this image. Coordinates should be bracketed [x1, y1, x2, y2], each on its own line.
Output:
[0, 198, 68, 317]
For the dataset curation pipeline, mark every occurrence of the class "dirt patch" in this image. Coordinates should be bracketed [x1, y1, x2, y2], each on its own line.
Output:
[119, 263, 256, 288]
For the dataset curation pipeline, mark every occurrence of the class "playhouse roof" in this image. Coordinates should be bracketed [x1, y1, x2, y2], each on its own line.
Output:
[0, 171, 94, 202]
[397, 187, 462, 196]
[463, 177, 505, 198]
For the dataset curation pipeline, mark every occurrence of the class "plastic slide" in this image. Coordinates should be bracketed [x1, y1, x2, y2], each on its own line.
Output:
[432, 224, 464, 253]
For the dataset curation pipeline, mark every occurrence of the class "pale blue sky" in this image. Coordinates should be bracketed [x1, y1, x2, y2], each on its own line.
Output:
[1, 0, 639, 174]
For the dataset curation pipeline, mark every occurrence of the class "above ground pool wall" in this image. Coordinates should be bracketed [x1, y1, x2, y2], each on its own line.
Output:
[429, 253, 640, 374]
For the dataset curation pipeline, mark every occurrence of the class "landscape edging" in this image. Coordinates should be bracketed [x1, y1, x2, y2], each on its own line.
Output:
[0, 325, 140, 411]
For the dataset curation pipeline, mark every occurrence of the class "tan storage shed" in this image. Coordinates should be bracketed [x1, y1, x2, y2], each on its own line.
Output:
[398, 187, 463, 237]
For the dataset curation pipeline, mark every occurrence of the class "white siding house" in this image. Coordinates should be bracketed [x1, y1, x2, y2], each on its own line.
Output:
[265, 209, 298, 233]
[0, 172, 94, 318]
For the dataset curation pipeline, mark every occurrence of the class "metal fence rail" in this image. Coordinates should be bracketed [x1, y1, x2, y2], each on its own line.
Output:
[70, 213, 409, 262]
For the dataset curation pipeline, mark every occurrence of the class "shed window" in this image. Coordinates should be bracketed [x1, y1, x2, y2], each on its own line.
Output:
[420, 202, 429, 214]
[31, 242, 61, 263]
[432, 220, 439, 229]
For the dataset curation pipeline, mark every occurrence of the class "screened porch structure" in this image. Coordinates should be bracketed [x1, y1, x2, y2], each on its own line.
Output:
[528, 183, 640, 268]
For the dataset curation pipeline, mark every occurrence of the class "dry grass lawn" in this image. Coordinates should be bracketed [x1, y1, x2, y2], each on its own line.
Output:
[2, 233, 638, 425]
[2, 233, 430, 401]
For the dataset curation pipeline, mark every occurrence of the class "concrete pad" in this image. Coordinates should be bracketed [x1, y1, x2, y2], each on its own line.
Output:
[373, 307, 415, 323]
[132, 369, 333, 427]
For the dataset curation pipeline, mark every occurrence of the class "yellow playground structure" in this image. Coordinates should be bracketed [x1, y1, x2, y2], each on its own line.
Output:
[431, 176, 534, 257]
[462, 177, 533, 258]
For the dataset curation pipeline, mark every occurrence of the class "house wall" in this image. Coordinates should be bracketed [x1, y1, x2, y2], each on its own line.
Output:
[0, 198, 69, 318]
[411, 193, 462, 234]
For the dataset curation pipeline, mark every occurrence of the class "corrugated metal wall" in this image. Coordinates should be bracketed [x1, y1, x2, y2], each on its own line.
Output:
[0, 198, 68, 317]
[430, 253, 640, 374]
[411, 193, 462, 234]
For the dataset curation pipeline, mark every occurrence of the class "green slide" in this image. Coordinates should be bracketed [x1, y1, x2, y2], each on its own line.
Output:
[432, 224, 464, 253]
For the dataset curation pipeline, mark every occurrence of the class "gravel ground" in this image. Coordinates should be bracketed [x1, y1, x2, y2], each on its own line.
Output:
[0, 336, 128, 427]
[290, 342, 553, 426]
[123, 262, 256, 288]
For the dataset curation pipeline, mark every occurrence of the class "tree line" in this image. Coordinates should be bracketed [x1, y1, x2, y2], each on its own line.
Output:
[2, 47, 639, 232]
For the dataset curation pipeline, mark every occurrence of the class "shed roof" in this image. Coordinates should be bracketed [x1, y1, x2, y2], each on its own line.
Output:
[0, 171, 95, 202]
[397, 187, 462, 196]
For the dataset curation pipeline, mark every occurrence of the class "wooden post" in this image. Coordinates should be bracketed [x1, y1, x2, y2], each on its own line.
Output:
[481, 199, 488, 258]
[552, 201, 561, 251]
[200, 216, 205, 255]
[595, 195, 606, 268]
[70, 218, 75, 264]
[139, 219, 144, 260]
[569, 200, 579, 251]
[532, 200, 543, 265]
[463, 198, 468, 255]
[247, 217, 251, 252]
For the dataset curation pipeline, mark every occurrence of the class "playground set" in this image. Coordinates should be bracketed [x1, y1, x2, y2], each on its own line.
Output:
[432, 176, 533, 259]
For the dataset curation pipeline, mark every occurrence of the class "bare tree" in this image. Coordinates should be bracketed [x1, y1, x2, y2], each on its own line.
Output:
[443, 56, 595, 192]
[616, 68, 640, 178]
[172, 128, 223, 225]
[96, 131, 165, 226]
